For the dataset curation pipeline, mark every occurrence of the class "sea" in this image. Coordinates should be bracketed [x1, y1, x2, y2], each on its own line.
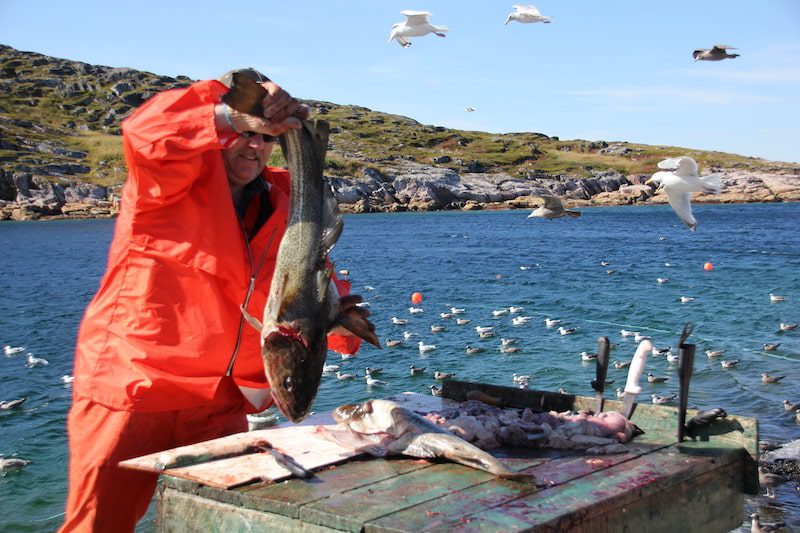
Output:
[1, 203, 798, 532]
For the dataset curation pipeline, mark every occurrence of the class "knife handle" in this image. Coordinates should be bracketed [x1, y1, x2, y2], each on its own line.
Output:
[624, 340, 652, 395]
[596, 337, 610, 384]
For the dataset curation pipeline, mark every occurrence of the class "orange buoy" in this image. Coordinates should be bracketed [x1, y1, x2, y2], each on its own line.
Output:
[703, 262, 714, 271]
[411, 292, 423, 304]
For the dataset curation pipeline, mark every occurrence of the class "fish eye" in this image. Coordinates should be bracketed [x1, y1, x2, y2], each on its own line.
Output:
[283, 376, 294, 391]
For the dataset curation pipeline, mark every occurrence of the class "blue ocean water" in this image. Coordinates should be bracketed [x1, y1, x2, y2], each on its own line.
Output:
[1, 203, 798, 531]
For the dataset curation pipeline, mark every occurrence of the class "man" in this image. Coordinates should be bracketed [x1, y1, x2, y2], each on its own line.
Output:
[60, 68, 371, 532]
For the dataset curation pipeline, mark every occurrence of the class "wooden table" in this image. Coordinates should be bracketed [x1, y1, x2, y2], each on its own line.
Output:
[142, 381, 758, 532]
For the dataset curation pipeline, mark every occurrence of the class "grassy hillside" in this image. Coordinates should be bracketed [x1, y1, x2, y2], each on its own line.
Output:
[1, 43, 793, 194]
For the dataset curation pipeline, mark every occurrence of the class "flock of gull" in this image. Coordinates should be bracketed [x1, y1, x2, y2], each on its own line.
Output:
[1, 345, 73, 473]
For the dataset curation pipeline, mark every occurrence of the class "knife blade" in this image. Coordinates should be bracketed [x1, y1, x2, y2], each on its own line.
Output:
[591, 336, 611, 413]
[621, 339, 652, 419]
[676, 322, 696, 441]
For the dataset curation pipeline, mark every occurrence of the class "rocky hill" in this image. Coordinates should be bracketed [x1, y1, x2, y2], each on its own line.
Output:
[1, 44, 798, 221]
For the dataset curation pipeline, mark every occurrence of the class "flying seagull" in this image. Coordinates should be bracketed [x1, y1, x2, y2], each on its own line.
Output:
[645, 156, 722, 231]
[693, 45, 739, 61]
[388, 11, 448, 48]
[505, 5, 552, 25]
[527, 195, 581, 220]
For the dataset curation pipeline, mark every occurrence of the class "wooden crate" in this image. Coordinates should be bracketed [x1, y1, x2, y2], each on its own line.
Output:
[149, 382, 758, 532]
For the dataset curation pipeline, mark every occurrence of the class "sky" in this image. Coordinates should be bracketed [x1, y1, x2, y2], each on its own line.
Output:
[2, 1, 799, 163]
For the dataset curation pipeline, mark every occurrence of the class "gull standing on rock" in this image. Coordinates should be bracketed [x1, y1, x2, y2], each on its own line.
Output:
[646, 156, 722, 231]
[692, 45, 739, 61]
[527, 195, 581, 220]
[504, 5, 552, 25]
[388, 11, 448, 48]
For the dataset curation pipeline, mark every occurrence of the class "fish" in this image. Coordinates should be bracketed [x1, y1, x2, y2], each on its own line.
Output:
[329, 399, 538, 484]
[227, 74, 380, 422]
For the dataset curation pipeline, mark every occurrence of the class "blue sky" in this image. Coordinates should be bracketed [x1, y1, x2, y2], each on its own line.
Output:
[2, 1, 799, 163]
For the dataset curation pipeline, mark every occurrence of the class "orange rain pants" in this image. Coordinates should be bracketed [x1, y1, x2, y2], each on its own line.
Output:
[59, 378, 247, 533]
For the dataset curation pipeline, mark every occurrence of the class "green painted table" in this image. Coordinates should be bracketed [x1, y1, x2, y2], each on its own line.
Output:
[153, 381, 758, 532]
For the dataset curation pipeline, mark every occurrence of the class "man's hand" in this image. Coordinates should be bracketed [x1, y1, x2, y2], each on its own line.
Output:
[225, 81, 312, 136]
[330, 294, 381, 348]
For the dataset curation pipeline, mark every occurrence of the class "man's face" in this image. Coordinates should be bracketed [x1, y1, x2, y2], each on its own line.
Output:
[222, 132, 275, 189]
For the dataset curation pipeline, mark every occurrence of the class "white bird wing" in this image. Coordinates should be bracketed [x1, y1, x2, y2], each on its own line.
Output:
[712, 44, 736, 51]
[657, 156, 684, 170]
[401, 10, 432, 24]
[675, 156, 699, 176]
[514, 5, 542, 16]
[388, 23, 403, 43]
[540, 194, 565, 211]
[665, 190, 697, 230]
[700, 173, 722, 195]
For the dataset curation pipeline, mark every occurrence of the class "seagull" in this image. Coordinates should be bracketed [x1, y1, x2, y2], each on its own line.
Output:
[581, 351, 598, 361]
[0, 455, 31, 472]
[0, 397, 27, 410]
[465, 345, 485, 355]
[434, 370, 455, 380]
[615, 388, 626, 399]
[508, 306, 524, 314]
[402, 331, 416, 340]
[769, 293, 787, 302]
[500, 346, 521, 354]
[750, 512, 785, 533]
[512, 316, 532, 326]
[61, 375, 75, 384]
[758, 467, 785, 498]
[613, 360, 631, 369]
[479, 330, 496, 339]
[647, 373, 668, 383]
[513, 373, 532, 383]
[721, 360, 740, 368]
[385, 339, 404, 347]
[456, 318, 472, 325]
[450, 307, 466, 314]
[388, 11, 448, 48]
[600, 261, 611, 266]
[692, 44, 739, 61]
[779, 322, 797, 331]
[336, 371, 356, 381]
[527, 195, 581, 220]
[634, 333, 652, 343]
[475, 326, 494, 334]
[706, 349, 725, 358]
[365, 366, 383, 376]
[504, 4, 552, 25]
[492, 308, 509, 317]
[418, 341, 437, 353]
[680, 296, 695, 303]
[322, 364, 341, 373]
[558, 387, 570, 395]
[652, 346, 671, 356]
[762, 372, 786, 384]
[440, 312, 454, 320]
[782, 400, 800, 412]
[3, 345, 24, 356]
[620, 330, 639, 338]
[656, 277, 669, 284]
[544, 318, 561, 328]
[340, 353, 356, 360]
[429, 385, 443, 397]
[410, 365, 426, 376]
[430, 325, 445, 333]
[465, 107, 476, 112]
[645, 156, 722, 231]
[763, 343, 781, 352]
[26, 354, 49, 367]
[666, 352, 680, 363]
[558, 326, 578, 336]
[500, 337, 518, 347]
[651, 393, 677, 405]
[365, 376, 388, 387]
[391, 317, 409, 325]
[409, 306, 424, 314]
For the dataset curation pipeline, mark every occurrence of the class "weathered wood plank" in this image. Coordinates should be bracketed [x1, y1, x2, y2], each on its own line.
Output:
[299, 463, 498, 531]
[425, 446, 743, 532]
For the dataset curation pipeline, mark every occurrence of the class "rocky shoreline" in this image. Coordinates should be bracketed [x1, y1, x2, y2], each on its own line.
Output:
[2, 159, 798, 222]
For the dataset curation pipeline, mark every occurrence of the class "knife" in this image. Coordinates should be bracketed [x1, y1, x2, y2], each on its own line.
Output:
[621, 339, 652, 419]
[591, 336, 611, 413]
[676, 322, 695, 442]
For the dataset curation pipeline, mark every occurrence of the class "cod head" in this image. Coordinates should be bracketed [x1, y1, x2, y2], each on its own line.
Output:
[262, 320, 326, 422]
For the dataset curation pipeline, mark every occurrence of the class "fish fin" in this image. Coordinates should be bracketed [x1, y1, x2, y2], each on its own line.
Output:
[240, 305, 263, 332]
[566, 210, 581, 218]
[312, 119, 330, 160]
[321, 183, 343, 256]
[333, 308, 382, 349]
[221, 73, 266, 116]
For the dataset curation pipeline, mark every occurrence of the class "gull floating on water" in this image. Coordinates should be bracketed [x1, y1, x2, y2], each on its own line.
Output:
[512, 373, 531, 383]
[26, 354, 49, 367]
[651, 393, 676, 405]
[782, 400, 800, 412]
[512, 316, 532, 326]
[479, 330, 496, 339]
[666, 352, 680, 363]
[758, 467, 785, 499]
[581, 351, 598, 361]
[634, 333, 652, 343]
[385, 339, 404, 347]
[769, 293, 787, 303]
[465, 345, 485, 355]
[450, 307, 465, 314]
[322, 364, 340, 373]
[620, 329, 639, 338]
[501, 337, 518, 347]
[403, 331, 416, 340]
[456, 318, 472, 325]
[3, 345, 24, 356]
[600, 261, 611, 267]
[434, 370, 455, 380]
[558, 326, 577, 336]
[440, 312, 454, 320]
[615, 388, 626, 399]
[430, 325, 445, 333]
[647, 373, 668, 383]
[763, 343, 781, 352]
[504, 4, 552, 25]
[527, 195, 581, 220]
[692, 44, 739, 61]
[365, 376, 388, 387]
[762, 372, 785, 384]
[388, 11, 448, 48]
[410, 365, 426, 375]
[613, 360, 630, 369]
[706, 349, 725, 358]
[544, 318, 561, 328]
[779, 322, 797, 331]
[656, 277, 669, 284]
[0, 455, 31, 472]
[652, 346, 671, 356]
[418, 341, 437, 353]
[492, 308, 509, 317]
[680, 296, 695, 303]
[501, 346, 521, 354]
[336, 371, 356, 381]
[475, 326, 494, 334]
[750, 512, 785, 533]
[508, 306, 524, 314]
[365, 367, 383, 377]
[409, 306, 424, 314]
[0, 397, 27, 410]
[391, 317, 409, 325]
[721, 359, 740, 369]
[430, 385, 442, 397]
[645, 156, 722, 231]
